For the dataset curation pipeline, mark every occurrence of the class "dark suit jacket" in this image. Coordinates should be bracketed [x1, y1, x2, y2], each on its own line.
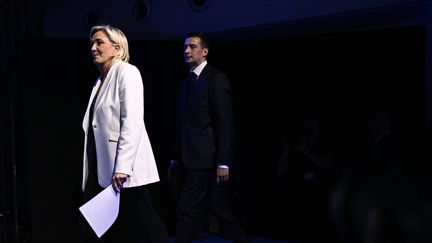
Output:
[173, 64, 234, 169]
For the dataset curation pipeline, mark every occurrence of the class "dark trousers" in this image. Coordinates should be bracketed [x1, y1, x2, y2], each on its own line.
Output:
[206, 181, 249, 243]
[80, 185, 170, 243]
[174, 168, 213, 243]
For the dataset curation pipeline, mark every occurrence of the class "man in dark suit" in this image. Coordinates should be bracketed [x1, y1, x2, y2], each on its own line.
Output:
[167, 33, 248, 243]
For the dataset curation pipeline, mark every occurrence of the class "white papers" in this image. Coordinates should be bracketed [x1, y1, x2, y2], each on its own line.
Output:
[79, 185, 120, 238]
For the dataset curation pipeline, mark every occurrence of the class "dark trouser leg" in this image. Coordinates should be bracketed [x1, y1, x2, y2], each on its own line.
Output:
[106, 186, 170, 243]
[210, 181, 249, 243]
[175, 169, 212, 243]
[133, 187, 170, 243]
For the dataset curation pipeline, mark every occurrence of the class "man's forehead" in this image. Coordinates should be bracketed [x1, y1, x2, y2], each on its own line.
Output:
[185, 37, 201, 45]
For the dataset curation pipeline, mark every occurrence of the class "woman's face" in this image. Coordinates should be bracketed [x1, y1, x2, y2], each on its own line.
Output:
[90, 30, 118, 68]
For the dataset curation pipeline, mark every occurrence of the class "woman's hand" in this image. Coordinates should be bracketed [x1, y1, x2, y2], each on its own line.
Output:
[112, 172, 128, 193]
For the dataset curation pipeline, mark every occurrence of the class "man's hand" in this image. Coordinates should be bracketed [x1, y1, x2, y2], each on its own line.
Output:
[216, 167, 229, 185]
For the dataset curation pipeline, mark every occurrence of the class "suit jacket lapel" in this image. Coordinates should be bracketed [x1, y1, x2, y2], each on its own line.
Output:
[187, 76, 201, 111]
[187, 65, 210, 109]
[94, 61, 119, 114]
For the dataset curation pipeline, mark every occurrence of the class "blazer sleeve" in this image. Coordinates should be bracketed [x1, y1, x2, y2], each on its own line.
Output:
[114, 64, 144, 175]
[209, 72, 234, 165]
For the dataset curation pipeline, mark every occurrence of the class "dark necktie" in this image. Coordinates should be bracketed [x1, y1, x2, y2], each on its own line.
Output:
[188, 72, 198, 100]
[189, 72, 198, 91]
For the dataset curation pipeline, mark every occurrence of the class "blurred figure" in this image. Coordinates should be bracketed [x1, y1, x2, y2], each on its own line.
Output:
[277, 118, 333, 176]
[276, 118, 338, 242]
[362, 111, 401, 165]
[329, 111, 432, 243]
[330, 162, 432, 243]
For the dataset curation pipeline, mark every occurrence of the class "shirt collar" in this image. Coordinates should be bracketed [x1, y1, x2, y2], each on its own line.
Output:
[191, 60, 207, 77]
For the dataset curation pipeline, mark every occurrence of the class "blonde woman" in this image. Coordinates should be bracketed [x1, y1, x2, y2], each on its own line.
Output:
[80, 25, 169, 243]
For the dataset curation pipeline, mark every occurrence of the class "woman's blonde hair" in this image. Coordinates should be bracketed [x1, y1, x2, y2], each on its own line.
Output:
[90, 25, 130, 62]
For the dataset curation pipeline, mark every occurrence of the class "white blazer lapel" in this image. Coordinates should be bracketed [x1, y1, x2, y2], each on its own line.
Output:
[82, 78, 102, 132]
[94, 61, 119, 114]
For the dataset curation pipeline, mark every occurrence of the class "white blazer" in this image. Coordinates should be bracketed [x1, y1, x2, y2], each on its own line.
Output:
[82, 61, 160, 191]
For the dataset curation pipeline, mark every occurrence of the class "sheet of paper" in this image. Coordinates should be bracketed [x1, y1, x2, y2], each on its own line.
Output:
[79, 185, 120, 238]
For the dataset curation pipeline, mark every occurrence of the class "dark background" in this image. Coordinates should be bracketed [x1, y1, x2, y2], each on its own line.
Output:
[5, 25, 426, 242]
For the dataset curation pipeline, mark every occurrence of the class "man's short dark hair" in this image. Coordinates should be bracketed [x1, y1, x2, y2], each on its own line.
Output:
[185, 32, 209, 49]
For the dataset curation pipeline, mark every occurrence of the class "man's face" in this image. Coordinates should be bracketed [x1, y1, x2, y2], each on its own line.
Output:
[183, 37, 208, 68]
